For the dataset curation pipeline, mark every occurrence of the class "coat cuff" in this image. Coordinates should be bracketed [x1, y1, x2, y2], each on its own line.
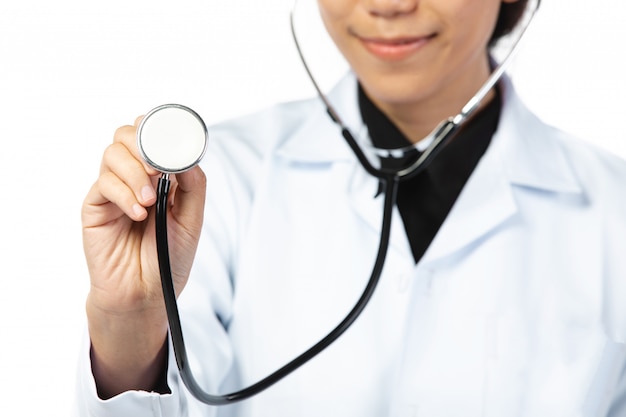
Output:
[74, 329, 187, 417]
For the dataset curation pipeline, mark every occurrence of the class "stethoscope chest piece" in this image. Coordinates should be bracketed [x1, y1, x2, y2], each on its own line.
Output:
[137, 104, 208, 174]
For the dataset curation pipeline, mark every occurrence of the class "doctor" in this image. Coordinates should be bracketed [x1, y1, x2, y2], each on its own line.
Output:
[77, 0, 626, 416]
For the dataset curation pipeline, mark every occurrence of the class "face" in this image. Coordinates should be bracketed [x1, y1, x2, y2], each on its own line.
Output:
[317, 0, 519, 124]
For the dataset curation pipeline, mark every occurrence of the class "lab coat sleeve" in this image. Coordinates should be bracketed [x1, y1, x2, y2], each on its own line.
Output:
[602, 154, 626, 416]
[578, 142, 626, 416]
[607, 360, 626, 417]
[74, 329, 188, 417]
[603, 183, 626, 345]
[73, 235, 235, 417]
[73, 221, 236, 417]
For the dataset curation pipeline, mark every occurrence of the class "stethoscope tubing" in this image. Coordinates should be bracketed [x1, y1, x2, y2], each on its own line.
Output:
[156, 174, 399, 404]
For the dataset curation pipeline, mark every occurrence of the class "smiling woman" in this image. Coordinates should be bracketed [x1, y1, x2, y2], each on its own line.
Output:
[67, 0, 626, 416]
[2, 1, 626, 416]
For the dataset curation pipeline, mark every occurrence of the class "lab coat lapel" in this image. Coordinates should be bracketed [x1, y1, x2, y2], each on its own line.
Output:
[275, 74, 413, 258]
[274, 74, 361, 164]
[345, 165, 413, 257]
[332, 75, 413, 257]
[420, 78, 583, 265]
[419, 141, 517, 264]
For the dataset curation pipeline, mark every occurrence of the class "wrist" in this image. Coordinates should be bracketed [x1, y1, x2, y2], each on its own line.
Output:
[86, 295, 170, 398]
[90, 335, 170, 399]
[86, 295, 169, 359]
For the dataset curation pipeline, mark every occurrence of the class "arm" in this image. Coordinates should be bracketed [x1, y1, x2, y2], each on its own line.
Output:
[81, 117, 206, 398]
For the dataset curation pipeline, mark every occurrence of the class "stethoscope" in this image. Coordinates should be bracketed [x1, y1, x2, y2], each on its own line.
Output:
[136, 0, 541, 406]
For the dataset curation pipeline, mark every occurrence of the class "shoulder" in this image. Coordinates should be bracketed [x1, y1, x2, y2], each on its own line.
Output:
[205, 73, 358, 162]
[499, 82, 626, 342]
[538, 117, 626, 207]
[498, 78, 626, 205]
[207, 97, 324, 160]
[561, 133, 626, 343]
[200, 73, 359, 183]
[198, 95, 326, 189]
[560, 133, 626, 192]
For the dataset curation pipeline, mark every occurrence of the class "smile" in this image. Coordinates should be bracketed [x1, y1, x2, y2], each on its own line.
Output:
[358, 35, 435, 62]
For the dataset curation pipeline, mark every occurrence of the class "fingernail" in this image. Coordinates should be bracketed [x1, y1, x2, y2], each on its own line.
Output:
[132, 204, 146, 218]
[141, 185, 155, 202]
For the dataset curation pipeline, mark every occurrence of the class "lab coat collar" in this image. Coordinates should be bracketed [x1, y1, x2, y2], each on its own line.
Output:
[275, 72, 585, 264]
[496, 76, 583, 194]
[274, 74, 364, 163]
[275, 73, 583, 193]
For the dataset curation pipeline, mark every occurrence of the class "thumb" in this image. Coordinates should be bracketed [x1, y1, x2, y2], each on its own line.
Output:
[169, 166, 207, 230]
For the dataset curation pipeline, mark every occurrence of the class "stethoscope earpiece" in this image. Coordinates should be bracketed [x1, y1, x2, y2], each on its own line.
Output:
[137, 104, 208, 174]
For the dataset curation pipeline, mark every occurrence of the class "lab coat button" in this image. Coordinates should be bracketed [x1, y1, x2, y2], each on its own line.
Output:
[416, 268, 435, 295]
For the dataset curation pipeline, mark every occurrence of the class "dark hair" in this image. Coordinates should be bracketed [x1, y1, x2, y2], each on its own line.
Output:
[490, 0, 529, 45]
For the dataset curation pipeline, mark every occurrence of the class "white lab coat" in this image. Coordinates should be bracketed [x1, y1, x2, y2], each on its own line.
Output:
[76, 74, 626, 417]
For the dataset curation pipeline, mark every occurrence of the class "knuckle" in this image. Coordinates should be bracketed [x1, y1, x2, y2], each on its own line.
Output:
[97, 171, 135, 206]
[103, 141, 123, 157]
[101, 142, 124, 170]
[97, 170, 118, 189]
[113, 124, 136, 144]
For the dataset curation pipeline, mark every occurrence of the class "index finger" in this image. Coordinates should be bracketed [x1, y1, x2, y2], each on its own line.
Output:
[113, 121, 160, 177]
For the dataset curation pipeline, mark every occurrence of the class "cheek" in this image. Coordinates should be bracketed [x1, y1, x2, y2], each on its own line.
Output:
[450, 0, 501, 47]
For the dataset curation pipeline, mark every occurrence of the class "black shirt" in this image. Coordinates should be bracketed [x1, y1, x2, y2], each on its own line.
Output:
[358, 85, 501, 263]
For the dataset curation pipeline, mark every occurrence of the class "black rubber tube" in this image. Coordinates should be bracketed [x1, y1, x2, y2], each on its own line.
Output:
[155, 174, 399, 405]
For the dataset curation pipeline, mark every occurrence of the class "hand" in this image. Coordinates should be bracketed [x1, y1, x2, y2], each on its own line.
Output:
[82, 116, 206, 397]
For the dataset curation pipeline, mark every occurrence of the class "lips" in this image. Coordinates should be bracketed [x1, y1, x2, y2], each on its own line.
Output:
[358, 34, 434, 62]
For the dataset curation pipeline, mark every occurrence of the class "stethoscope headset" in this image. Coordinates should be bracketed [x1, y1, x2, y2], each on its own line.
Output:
[136, 0, 542, 406]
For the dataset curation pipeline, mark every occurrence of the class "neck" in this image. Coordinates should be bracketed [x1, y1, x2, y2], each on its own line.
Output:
[362, 55, 495, 144]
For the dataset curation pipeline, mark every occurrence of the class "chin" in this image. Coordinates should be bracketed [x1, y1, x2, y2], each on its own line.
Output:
[360, 75, 440, 107]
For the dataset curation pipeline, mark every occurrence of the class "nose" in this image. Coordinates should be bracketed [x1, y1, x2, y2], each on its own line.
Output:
[365, 0, 418, 18]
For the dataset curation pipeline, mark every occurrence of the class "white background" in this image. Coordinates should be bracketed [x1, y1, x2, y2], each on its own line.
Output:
[0, 0, 624, 414]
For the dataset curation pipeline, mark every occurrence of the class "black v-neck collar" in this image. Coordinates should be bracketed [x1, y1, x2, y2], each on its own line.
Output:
[358, 83, 502, 262]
